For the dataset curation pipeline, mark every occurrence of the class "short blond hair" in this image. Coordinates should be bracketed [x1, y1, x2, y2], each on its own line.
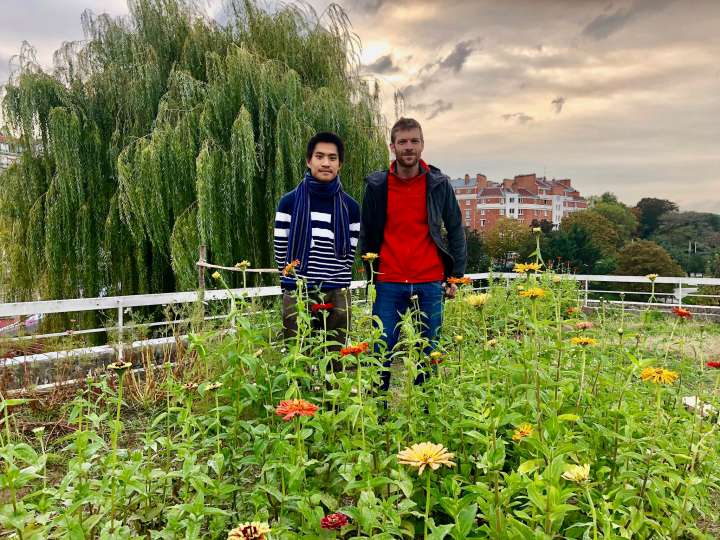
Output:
[390, 117, 423, 143]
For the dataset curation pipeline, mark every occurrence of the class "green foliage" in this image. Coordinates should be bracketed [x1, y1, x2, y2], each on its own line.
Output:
[560, 209, 622, 257]
[635, 197, 679, 238]
[543, 225, 616, 274]
[464, 227, 490, 272]
[614, 240, 684, 277]
[592, 200, 638, 243]
[483, 217, 533, 268]
[1, 276, 718, 538]
[651, 211, 720, 274]
[0, 0, 388, 300]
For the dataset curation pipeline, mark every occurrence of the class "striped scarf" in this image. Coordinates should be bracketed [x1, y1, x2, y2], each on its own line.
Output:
[286, 171, 351, 272]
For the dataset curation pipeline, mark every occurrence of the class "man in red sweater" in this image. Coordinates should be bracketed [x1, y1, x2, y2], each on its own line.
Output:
[359, 118, 467, 391]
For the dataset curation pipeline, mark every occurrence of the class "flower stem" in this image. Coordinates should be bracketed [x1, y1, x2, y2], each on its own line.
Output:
[424, 471, 432, 540]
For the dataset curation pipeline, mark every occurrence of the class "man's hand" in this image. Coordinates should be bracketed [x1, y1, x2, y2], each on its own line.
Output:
[444, 282, 458, 299]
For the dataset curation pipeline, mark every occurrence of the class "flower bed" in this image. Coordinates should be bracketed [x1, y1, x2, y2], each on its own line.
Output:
[1, 274, 719, 539]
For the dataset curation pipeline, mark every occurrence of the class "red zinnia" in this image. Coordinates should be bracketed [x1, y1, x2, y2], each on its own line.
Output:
[321, 513, 349, 530]
[671, 306, 692, 319]
[311, 302, 334, 313]
[275, 398, 319, 421]
[706, 361, 720, 369]
[341, 342, 369, 357]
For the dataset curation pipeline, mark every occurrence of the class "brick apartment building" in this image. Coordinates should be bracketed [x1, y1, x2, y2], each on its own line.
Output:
[451, 173, 587, 232]
[0, 135, 21, 172]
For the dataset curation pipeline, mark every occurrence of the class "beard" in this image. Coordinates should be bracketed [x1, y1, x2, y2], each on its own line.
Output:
[398, 153, 419, 168]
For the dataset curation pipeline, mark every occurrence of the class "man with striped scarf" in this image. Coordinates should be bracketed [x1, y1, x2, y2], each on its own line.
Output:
[273, 132, 360, 347]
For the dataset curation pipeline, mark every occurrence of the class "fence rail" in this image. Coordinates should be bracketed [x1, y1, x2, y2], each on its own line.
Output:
[1, 273, 719, 363]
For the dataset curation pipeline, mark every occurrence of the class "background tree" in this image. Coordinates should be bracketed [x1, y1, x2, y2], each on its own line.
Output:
[483, 217, 533, 268]
[543, 225, 614, 274]
[635, 197, 678, 238]
[591, 199, 638, 243]
[0, 0, 388, 302]
[650, 211, 720, 274]
[560, 209, 622, 257]
[464, 227, 490, 273]
[530, 218, 554, 235]
[614, 240, 684, 277]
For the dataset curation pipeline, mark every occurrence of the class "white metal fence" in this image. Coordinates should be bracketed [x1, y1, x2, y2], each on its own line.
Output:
[1, 273, 719, 366]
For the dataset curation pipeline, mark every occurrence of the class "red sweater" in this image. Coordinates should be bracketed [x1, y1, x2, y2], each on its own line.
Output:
[377, 160, 445, 283]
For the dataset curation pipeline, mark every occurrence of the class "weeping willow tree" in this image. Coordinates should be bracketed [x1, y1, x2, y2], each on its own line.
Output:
[0, 0, 388, 301]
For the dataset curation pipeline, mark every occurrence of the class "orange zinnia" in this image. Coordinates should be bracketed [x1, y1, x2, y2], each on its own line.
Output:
[282, 259, 300, 276]
[671, 306, 692, 319]
[447, 276, 472, 285]
[340, 342, 369, 357]
[275, 398, 319, 421]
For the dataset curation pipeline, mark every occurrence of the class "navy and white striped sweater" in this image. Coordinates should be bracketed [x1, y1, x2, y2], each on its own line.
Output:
[274, 190, 361, 290]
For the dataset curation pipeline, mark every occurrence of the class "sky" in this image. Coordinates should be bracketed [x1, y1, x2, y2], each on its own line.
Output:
[1, 0, 719, 212]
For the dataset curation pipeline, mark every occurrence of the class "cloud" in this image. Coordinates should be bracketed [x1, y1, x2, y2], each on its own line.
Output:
[501, 112, 534, 125]
[582, 0, 675, 40]
[346, 0, 389, 14]
[410, 99, 454, 120]
[364, 53, 398, 74]
[400, 38, 479, 97]
[551, 96, 566, 114]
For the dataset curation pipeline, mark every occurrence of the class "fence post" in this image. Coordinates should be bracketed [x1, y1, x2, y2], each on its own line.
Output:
[583, 280, 589, 307]
[198, 244, 207, 292]
[117, 300, 124, 362]
[678, 281, 683, 308]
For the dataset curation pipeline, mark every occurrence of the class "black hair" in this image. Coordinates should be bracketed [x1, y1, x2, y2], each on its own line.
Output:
[306, 131, 344, 163]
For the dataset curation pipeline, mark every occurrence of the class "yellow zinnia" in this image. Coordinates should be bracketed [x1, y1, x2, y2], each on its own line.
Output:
[562, 463, 590, 483]
[519, 287, 546, 299]
[646, 273, 659, 282]
[397, 442, 455, 475]
[361, 252, 379, 261]
[212, 271, 221, 280]
[465, 293, 489, 307]
[570, 336, 598, 346]
[512, 423, 533, 441]
[640, 367, 679, 384]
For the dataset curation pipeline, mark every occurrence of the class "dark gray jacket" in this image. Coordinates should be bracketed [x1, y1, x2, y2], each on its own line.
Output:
[359, 164, 467, 279]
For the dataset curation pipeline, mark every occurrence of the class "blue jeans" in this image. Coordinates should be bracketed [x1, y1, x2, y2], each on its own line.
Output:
[372, 281, 444, 391]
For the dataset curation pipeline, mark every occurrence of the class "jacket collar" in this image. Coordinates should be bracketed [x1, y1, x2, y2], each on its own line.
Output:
[366, 163, 446, 190]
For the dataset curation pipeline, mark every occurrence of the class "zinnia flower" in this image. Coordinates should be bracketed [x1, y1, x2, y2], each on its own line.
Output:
[430, 351, 444, 365]
[361, 252, 379, 261]
[227, 522, 271, 540]
[486, 338, 498, 348]
[206, 381, 223, 391]
[562, 464, 591, 483]
[514, 262, 542, 273]
[671, 306, 692, 319]
[532, 227, 542, 234]
[282, 259, 300, 276]
[575, 321, 593, 330]
[454, 335, 464, 344]
[212, 271, 221, 280]
[397, 442, 455, 475]
[320, 513, 349, 530]
[640, 367, 679, 384]
[571, 336, 597, 346]
[646, 273, 659, 282]
[552, 275, 562, 284]
[447, 276, 472, 285]
[311, 302, 334, 313]
[183, 382, 199, 391]
[465, 293, 489, 307]
[512, 423, 533, 441]
[340, 342, 369, 357]
[275, 398, 319, 421]
[706, 361, 720, 369]
[519, 287, 546, 299]
[107, 361, 133, 372]
[566, 306, 581, 315]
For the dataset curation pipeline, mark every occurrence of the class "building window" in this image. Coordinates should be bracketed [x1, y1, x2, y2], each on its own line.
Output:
[465, 209, 470, 220]
[480, 219, 486, 227]
[480, 209, 485, 215]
